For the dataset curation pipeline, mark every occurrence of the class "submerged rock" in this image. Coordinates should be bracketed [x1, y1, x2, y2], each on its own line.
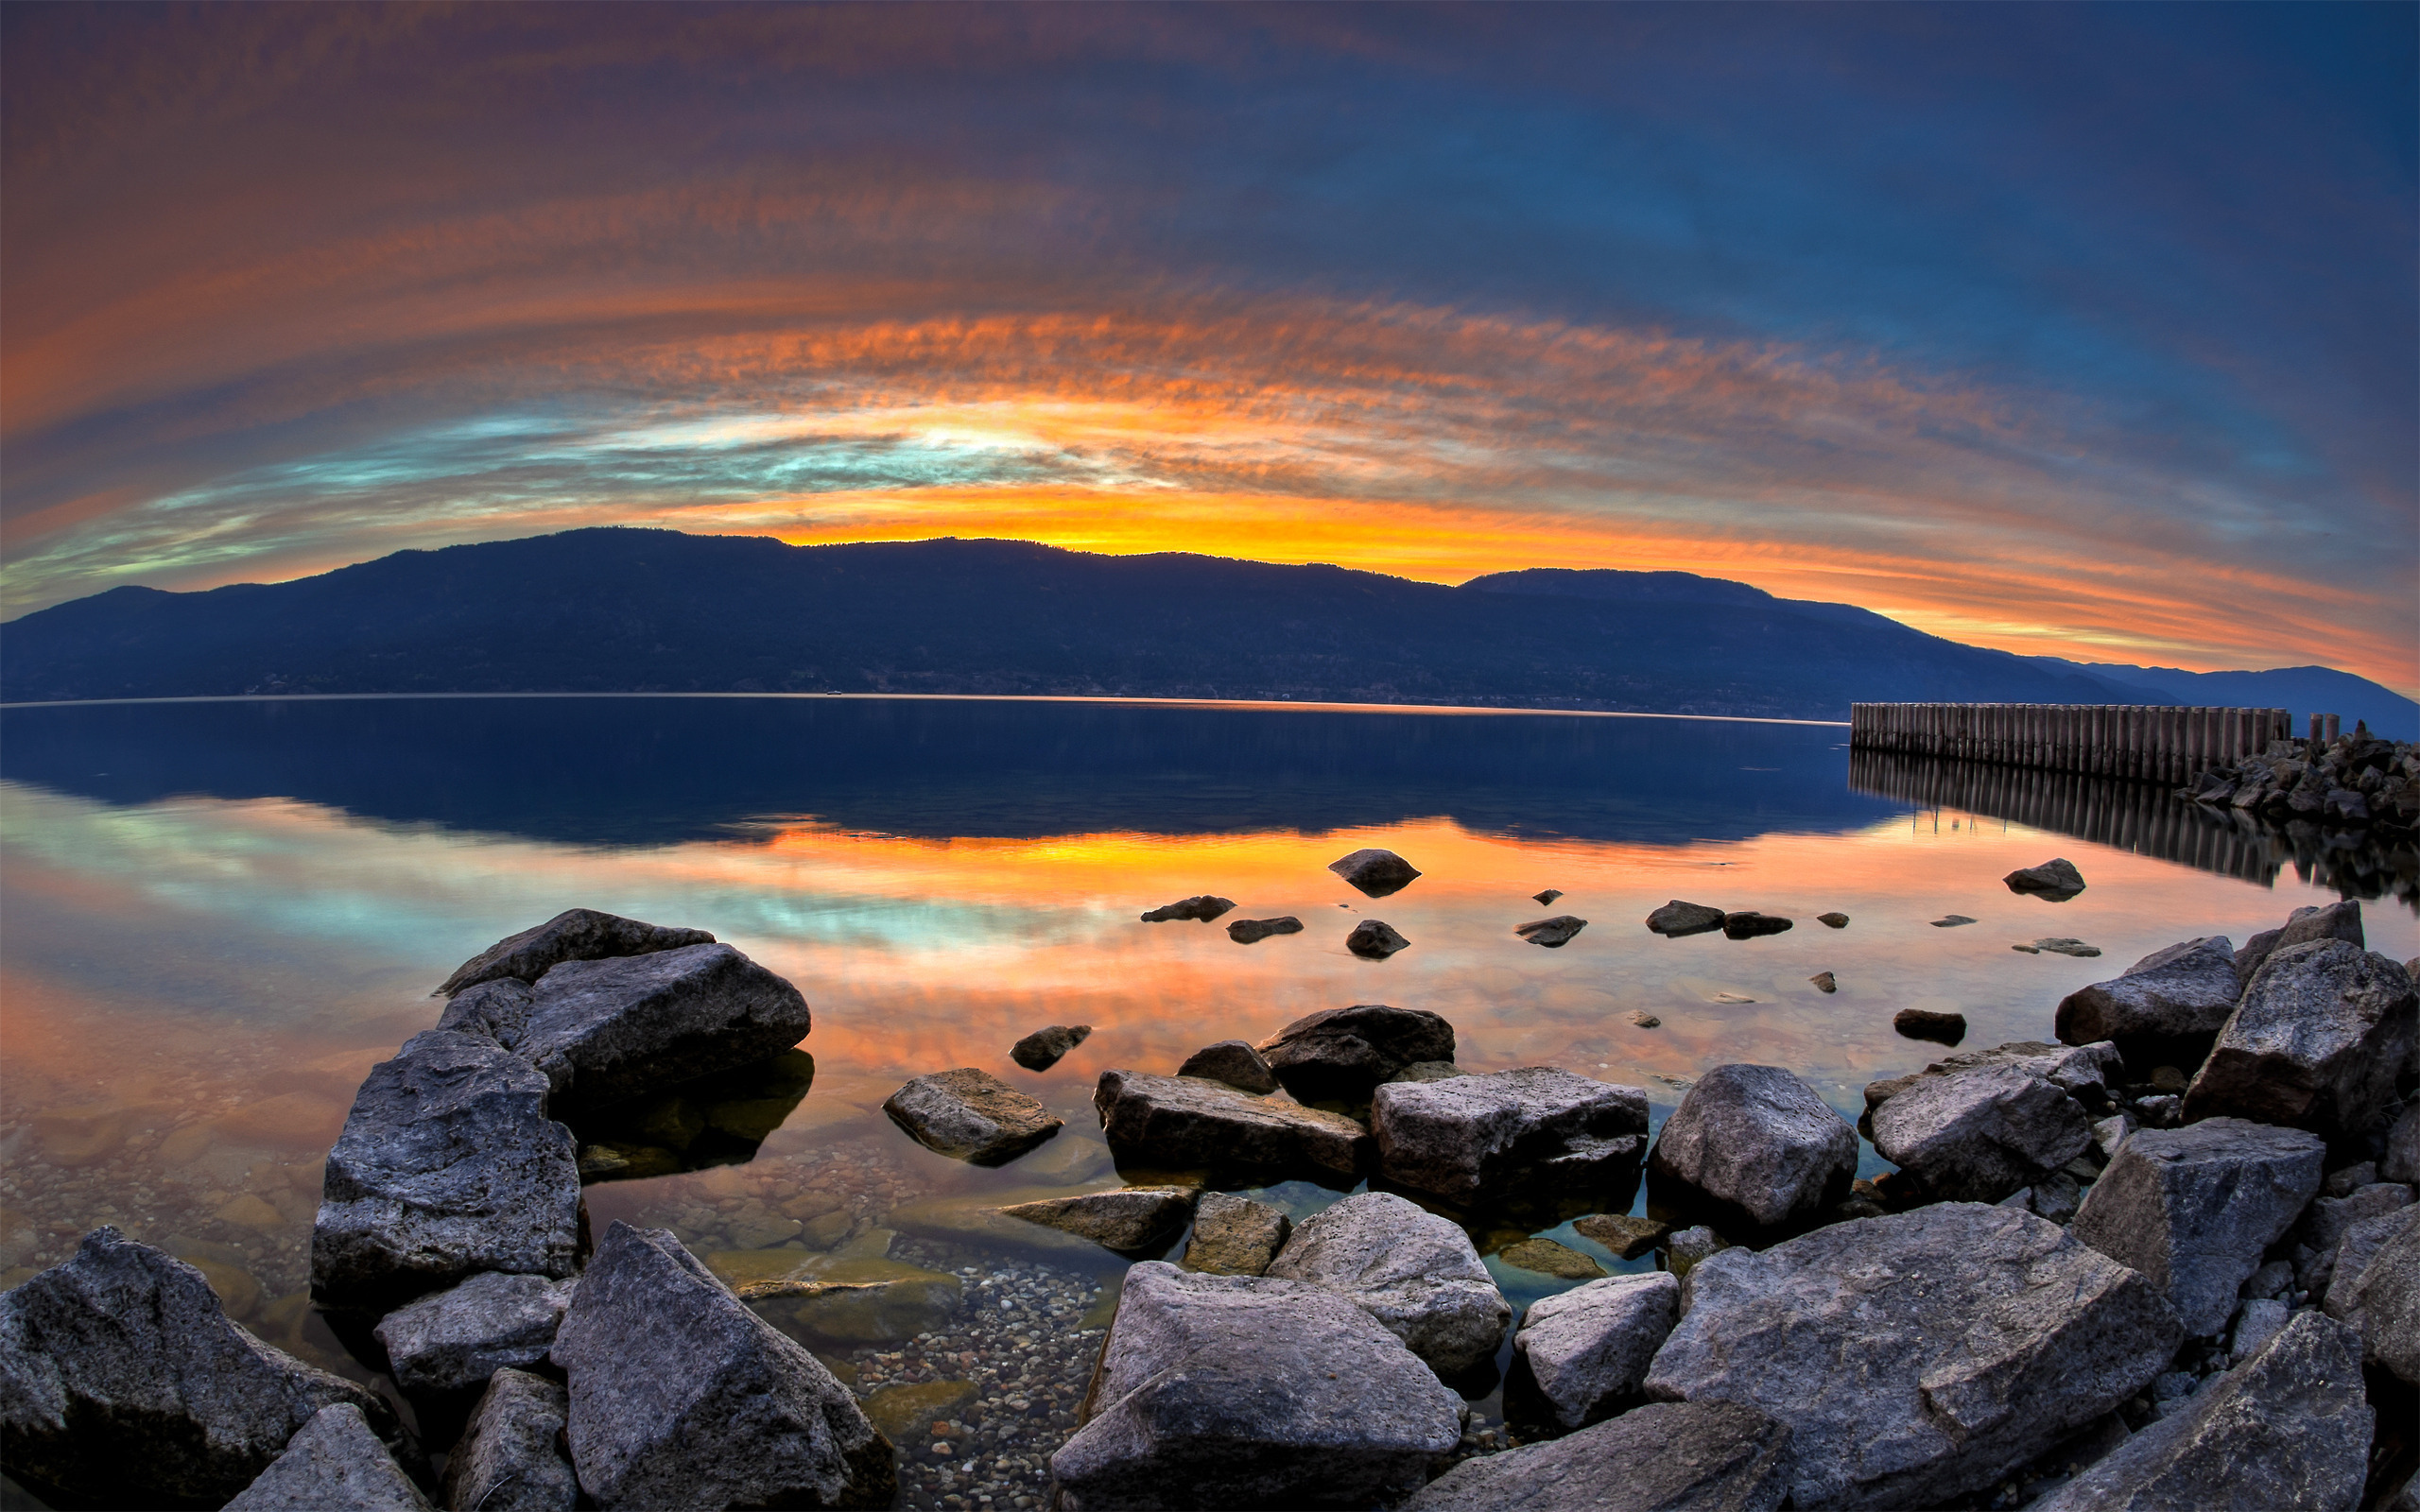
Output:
[2017, 937, 2101, 957]
[1514, 916, 1588, 948]
[884, 1067, 1064, 1164]
[1140, 896, 1236, 923]
[223, 1403, 432, 1512]
[1227, 916, 1305, 944]
[1495, 1238, 1603, 1280]
[372, 1270, 579, 1397]
[436, 908, 717, 997]
[2003, 857, 2086, 900]
[1258, 1004, 1456, 1102]
[440, 1368, 577, 1512]
[1373, 1067, 1647, 1207]
[1512, 1271, 1679, 1429]
[1095, 1069, 1371, 1179]
[1176, 1040, 1279, 1094]
[2053, 936, 2240, 1062]
[1180, 1193, 1290, 1277]
[1328, 847, 1423, 898]
[1648, 1063, 1857, 1229]
[1010, 1023, 1092, 1072]
[519, 942, 813, 1114]
[999, 1187, 1197, 1251]
[1571, 1212, 1667, 1260]
[1397, 1399, 1792, 1512]
[1646, 900, 1727, 936]
[1721, 911, 1793, 939]
[2183, 938, 2417, 1141]
[755, 1258, 966, 1345]
[1264, 1192, 1511, 1377]
[1345, 919, 1411, 959]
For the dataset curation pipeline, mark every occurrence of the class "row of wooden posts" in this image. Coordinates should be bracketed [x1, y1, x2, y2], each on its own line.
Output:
[1848, 703, 2294, 786]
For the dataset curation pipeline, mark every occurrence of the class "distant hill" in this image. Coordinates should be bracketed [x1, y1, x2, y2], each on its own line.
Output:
[2027, 658, 2418, 742]
[0, 528, 2206, 720]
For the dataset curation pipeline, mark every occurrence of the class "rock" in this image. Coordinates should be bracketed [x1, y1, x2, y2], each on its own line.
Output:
[999, 1187, 1197, 1251]
[2295, 1182, 2413, 1295]
[1722, 912, 1792, 938]
[2242, 1257, 2295, 1299]
[884, 1187, 1103, 1257]
[883, 1067, 1064, 1164]
[2385, 1104, 2420, 1183]
[754, 1258, 966, 1344]
[1648, 1064, 1857, 1229]
[1047, 1262, 1461, 1510]
[1257, 1004, 1456, 1102]
[2230, 1297, 2290, 1363]
[1395, 1399, 1793, 1512]
[2322, 1206, 2420, 1329]
[858, 1379, 977, 1446]
[1930, 914, 1978, 927]
[2234, 899, 2365, 984]
[2068, 1117, 2326, 1336]
[1512, 1271, 1679, 1429]
[1809, 971, 1837, 992]
[312, 1030, 584, 1311]
[2028, 1169, 2083, 1224]
[1264, 1192, 1511, 1377]
[1346, 919, 1410, 959]
[1572, 1213, 1667, 1260]
[516, 943, 812, 1114]
[1532, 888, 1564, 905]
[1387, 1059, 1464, 1084]
[1094, 1069, 1371, 1179]
[1010, 1023, 1092, 1072]
[1373, 1067, 1649, 1207]
[1646, 900, 1728, 936]
[2021, 937, 2102, 956]
[1175, 1040, 1278, 1094]
[1181, 1193, 1291, 1276]
[1514, 916, 1588, 948]
[441, 1368, 577, 1512]
[372, 1270, 579, 1397]
[2345, 1208, 2420, 1381]
[436, 908, 717, 997]
[2182, 939, 2418, 1141]
[1227, 916, 1304, 943]
[549, 1223, 893, 1509]
[2324, 1160, 2379, 1196]
[2135, 1092, 2183, 1126]
[435, 977, 540, 1050]
[1893, 1007, 1965, 1044]
[1629, 1011, 1661, 1028]
[0, 1229, 397, 1507]
[1866, 1042, 2114, 1203]
[1496, 1239, 1603, 1280]
[2030, 1312, 2371, 1512]
[1328, 847, 1423, 898]
[2053, 936, 2241, 1061]
[2003, 857, 2086, 900]
[224, 1403, 433, 1512]
[1140, 896, 1235, 923]
[1644, 1203, 2182, 1510]
[1665, 1226, 1730, 1277]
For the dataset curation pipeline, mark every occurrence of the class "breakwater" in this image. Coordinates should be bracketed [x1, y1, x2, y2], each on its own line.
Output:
[1849, 703, 2291, 786]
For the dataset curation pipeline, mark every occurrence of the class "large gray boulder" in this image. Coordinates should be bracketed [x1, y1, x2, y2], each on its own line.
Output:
[520, 943, 813, 1114]
[1396, 1399, 1793, 1512]
[1644, 1203, 2182, 1511]
[2291, 1181, 2411, 1295]
[1512, 1271, 1680, 1430]
[223, 1403, 433, 1512]
[2068, 1117, 2325, 1336]
[0, 1228, 399, 1507]
[1647, 1064, 1856, 1228]
[372, 1271, 579, 1396]
[440, 1368, 578, 1512]
[1865, 1042, 2113, 1203]
[884, 1066, 1064, 1164]
[2053, 936, 2241, 1060]
[312, 1030, 584, 1311]
[1047, 1262, 1461, 1510]
[2183, 939, 2417, 1140]
[2324, 1206, 2420, 1333]
[549, 1222, 893, 1509]
[2030, 1312, 2372, 1512]
[1373, 1068, 1648, 1207]
[2233, 899, 2364, 984]
[1329, 847, 1423, 898]
[1263, 1192, 1510, 1376]
[2329, 1206, 2420, 1382]
[436, 908, 717, 997]
[1257, 1005, 1457, 1102]
[1094, 1069, 1372, 1179]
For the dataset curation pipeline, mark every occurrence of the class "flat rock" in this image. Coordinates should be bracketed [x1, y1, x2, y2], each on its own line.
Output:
[1048, 1262, 1461, 1510]
[1346, 919, 1410, 958]
[1265, 1191, 1511, 1377]
[2031, 1312, 2371, 1512]
[549, 1223, 893, 1509]
[2017, 937, 2101, 957]
[1181, 1192, 1290, 1276]
[312, 1029, 584, 1310]
[224, 1403, 432, 1512]
[1572, 1213, 1667, 1260]
[2068, 1117, 2326, 1336]
[436, 908, 717, 997]
[2182, 938, 2418, 1141]
[1396, 1399, 1792, 1512]
[1226, 916, 1304, 943]
[2003, 857, 2085, 900]
[1140, 896, 1236, 922]
[1096, 1069, 1371, 1179]
[1648, 1064, 1856, 1229]
[1496, 1238, 1603, 1280]
[1010, 1023, 1092, 1072]
[1176, 1040, 1278, 1094]
[1374, 1067, 1648, 1207]
[1532, 888, 1564, 905]
[1515, 916, 1588, 948]
[1644, 1203, 2182, 1510]
[518, 942, 813, 1113]
[1893, 1007, 1965, 1044]
[1328, 847, 1423, 898]
[999, 1187, 1196, 1251]
[2234, 899, 2365, 984]
[885, 1187, 1114, 1257]
[440, 1368, 577, 1512]
[2054, 936, 2240, 1060]
[0, 1228, 397, 1507]
[1647, 901, 1727, 937]
[1721, 912, 1792, 939]
[884, 1067, 1064, 1164]
[372, 1270, 579, 1396]
[1512, 1271, 1679, 1429]
[1816, 912, 1850, 928]
[1257, 1004, 1457, 1102]
[1865, 1041, 2114, 1203]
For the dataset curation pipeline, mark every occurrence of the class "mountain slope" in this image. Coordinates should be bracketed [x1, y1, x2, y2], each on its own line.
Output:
[2028, 658, 2417, 741]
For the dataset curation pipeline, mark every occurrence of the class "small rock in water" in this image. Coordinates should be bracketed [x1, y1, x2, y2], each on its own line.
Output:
[1809, 971, 1837, 993]
[1181, 1192, 1290, 1277]
[1225, 916, 1303, 944]
[2016, 936, 2101, 956]
[1514, 915, 1588, 948]
[1533, 888, 1564, 905]
[998, 1188, 1197, 1252]
[1893, 1007, 1968, 1045]
[2004, 858, 2087, 900]
[883, 1067, 1064, 1165]
[1009, 1023, 1091, 1072]
[1572, 1213, 1668, 1259]
[1931, 914, 1979, 927]
[1721, 911, 1793, 939]
[435, 907, 717, 997]
[1495, 1237, 1605, 1280]
[1175, 1040, 1279, 1094]
[1665, 1226, 1730, 1277]
[1816, 911, 1851, 928]
[1094, 1069, 1372, 1178]
[1630, 1010, 1662, 1028]
[1646, 900, 1727, 936]
[1258, 1003, 1457, 1102]
[1345, 919, 1410, 959]
[1138, 895, 1235, 923]
[1327, 847, 1423, 898]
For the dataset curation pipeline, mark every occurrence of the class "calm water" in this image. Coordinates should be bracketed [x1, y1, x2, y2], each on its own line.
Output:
[2, 696, 2411, 1472]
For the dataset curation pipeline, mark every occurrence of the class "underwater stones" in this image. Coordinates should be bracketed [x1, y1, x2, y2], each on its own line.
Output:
[1374, 1067, 1648, 1207]
[1514, 916, 1588, 948]
[435, 908, 717, 997]
[1095, 1070, 1372, 1179]
[1571, 1213, 1667, 1260]
[759, 1259, 965, 1345]
[1396, 1399, 1793, 1512]
[2183, 938, 2418, 1141]
[1646, 900, 1727, 936]
[884, 1067, 1064, 1164]
[2003, 857, 2086, 900]
[1893, 1007, 1966, 1045]
[1495, 1238, 1603, 1280]
[1721, 911, 1793, 939]
[519, 943, 813, 1114]
[1226, 916, 1304, 943]
[372, 1270, 579, 1397]
[2053, 936, 2241, 1061]
[1328, 847, 1423, 898]
[1010, 1023, 1092, 1072]
[1175, 1040, 1279, 1094]
[222, 1403, 432, 1512]
[441, 1369, 577, 1512]
[1648, 1064, 1857, 1229]
[1511, 1271, 1679, 1429]
[1345, 919, 1411, 959]
[1181, 1192, 1291, 1277]
[1140, 896, 1236, 923]
[998, 1187, 1197, 1252]
[1257, 1004, 1457, 1102]
[884, 1187, 1110, 1258]
[1264, 1192, 1511, 1377]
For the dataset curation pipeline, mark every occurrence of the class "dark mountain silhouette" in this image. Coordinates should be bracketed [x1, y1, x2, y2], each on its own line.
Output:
[2025, 657, 2417, 742]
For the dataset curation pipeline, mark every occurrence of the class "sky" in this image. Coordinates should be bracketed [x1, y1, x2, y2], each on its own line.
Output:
[3, 4, 2414, 690]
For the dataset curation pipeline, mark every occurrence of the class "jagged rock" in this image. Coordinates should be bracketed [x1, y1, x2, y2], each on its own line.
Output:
[1328, 848, 1423, 898]
[2003, 857, 2086, 900]
[1175, 1040, 1278, 1094]
[1226, 916, 1304, 943]
[1346, 919, 1411, 959]
[517, 943, 813, 1113]
[2182, 939, 2418, 1140]
[2016, 937, 2101, 957]
[1373, 1067, 1648, 1207]
[2030, 1312, 2371, 1512]
[1010, 1023, 1092, 1072]
[1257, 1004, 1456, 1102]
[1047, 1262, 1461, 1510]
[1140, 896, 1235, 923]
[372, 1271, 579, 1396]
[1865, 1041, 2115, 1203]
[1893, 1007, 1965, 1044]
[2296, 1183, 2413, 1295]
[2323, 1206, 2420, 1330]
[2068, 1117, 2326, 1336]
[2230, 1297, 2290, 1364]
[441, 1368, 577, 1512]
[436, 908, 717, 997]
[1647, 1064, 1857, 1229]
[2384, 1104, 2420, 1183]
[1180, 1193, 1290, 1276]
[313, 1030, 584, 1310]
[1809, 971, 1838, 992]
[1722, 912, 1793, 938]
[1572, 1213, 1667, 1260]
[1644, 1203, 2182, 1510]
[1514, 916, 1587, 948]
[0, 1229, 398, 1508]
[1264, 1192, 1511, 1376]
[1094, 1069, 1371, 1179]
[1512, 1271, 1679, 1429]
[1496, 1239, 1603, 1280]
[999, 1188, 1197, 1251]
[2234, 899, 2365, 984]
[2345, 1208, 2420, 1382]
[2053, 936, 2242, 1063]
[1532, 888, 1564, 905]
[1396, 1399, 1793, 1512]
[1816, 912, 1851, 928]
[549, 1223, 893, 1508]
[224, 1403, 433, 1512]
[435, 977, 539, 1050]
[884, 1067, 1064, 1164]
